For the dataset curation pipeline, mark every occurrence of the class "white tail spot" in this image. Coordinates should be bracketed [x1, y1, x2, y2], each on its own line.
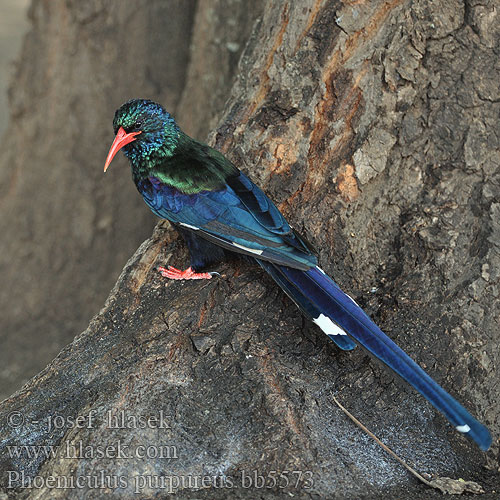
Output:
[313, 314, 347, 336]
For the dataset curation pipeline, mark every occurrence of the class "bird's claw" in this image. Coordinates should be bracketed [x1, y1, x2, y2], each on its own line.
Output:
[157, 265, 214, 280]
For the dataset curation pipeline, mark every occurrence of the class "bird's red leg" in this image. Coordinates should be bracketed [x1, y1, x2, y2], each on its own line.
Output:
[158, 266, 214, 280]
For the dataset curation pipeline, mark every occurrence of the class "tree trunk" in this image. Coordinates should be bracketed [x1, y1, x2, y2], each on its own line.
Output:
[0, 0, 498, 498]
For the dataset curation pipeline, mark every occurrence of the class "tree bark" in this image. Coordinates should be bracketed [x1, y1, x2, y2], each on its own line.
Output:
[1, 0, 499, 498]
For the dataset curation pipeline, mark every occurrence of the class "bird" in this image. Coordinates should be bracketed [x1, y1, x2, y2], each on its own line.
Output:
[104, 98, 491, 451]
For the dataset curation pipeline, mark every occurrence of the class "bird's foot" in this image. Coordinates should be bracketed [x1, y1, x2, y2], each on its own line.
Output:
[158, 266, 215, 280]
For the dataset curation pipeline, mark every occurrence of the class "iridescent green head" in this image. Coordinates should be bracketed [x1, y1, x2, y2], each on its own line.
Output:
[104, 99, 179, 172]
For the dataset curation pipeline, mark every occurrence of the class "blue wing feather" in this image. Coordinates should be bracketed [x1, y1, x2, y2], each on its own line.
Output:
[137, 175, 317, 269]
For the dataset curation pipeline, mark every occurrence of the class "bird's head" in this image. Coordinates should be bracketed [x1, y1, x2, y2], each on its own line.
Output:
[104, 98, 179, 172]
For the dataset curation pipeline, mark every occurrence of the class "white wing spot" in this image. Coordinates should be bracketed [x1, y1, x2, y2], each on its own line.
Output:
[179, 223, 199, 230]
[313, 314, 347, 335]
[232, 242, 263, 255]
[456, 424, 471, 433]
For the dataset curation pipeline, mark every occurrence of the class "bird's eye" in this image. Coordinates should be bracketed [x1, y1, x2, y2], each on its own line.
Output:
[133, 121, 142, 130]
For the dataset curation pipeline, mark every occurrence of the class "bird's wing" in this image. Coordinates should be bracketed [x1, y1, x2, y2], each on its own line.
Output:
[137, 172, 317, 270]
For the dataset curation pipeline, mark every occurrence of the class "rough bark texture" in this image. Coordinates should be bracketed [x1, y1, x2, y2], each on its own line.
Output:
[1, 0, 499, 499]
[178, 0, 265, 139]
[0, 0, 261, 400]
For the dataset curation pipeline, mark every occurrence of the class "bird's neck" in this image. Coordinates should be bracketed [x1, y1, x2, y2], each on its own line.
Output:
[133, 133, 238, 194]
[129, 134, 179, 184]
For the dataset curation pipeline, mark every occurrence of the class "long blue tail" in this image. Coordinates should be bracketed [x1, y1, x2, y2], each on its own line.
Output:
[263, 263, 491, 450]
[257, 260, 356, 350]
